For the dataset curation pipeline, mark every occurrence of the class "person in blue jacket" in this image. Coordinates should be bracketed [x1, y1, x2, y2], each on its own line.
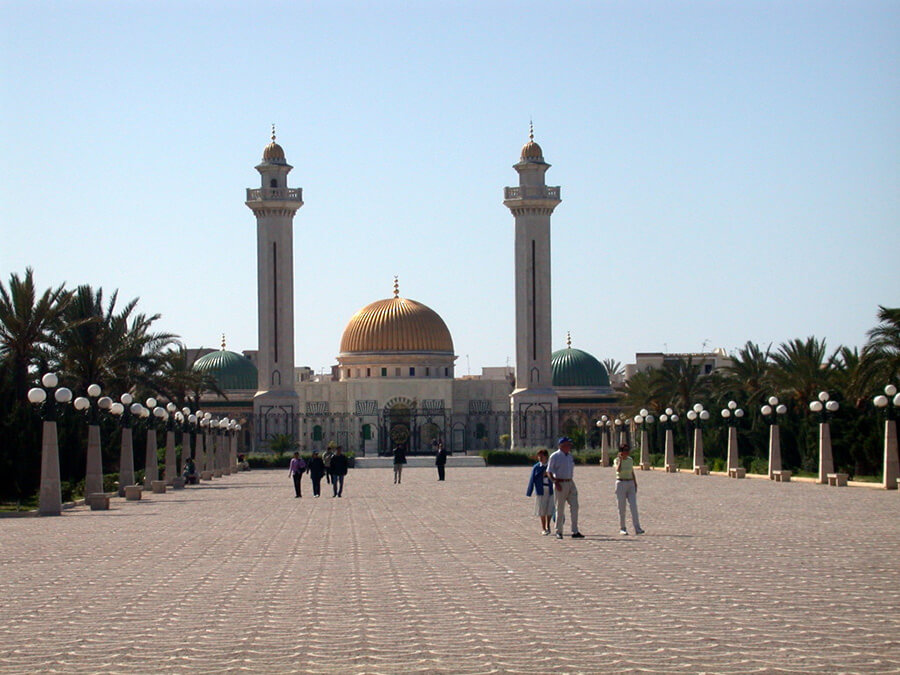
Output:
[526, 449, 554, 535]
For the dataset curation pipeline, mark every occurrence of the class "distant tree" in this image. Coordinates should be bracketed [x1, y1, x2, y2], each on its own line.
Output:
[601, 358, 623, 379]
[0, 268, 71, 400]
[864, 305, 900, 383]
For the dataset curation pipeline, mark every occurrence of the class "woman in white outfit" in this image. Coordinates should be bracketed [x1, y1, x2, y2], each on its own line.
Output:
[614, 444, 644, 535]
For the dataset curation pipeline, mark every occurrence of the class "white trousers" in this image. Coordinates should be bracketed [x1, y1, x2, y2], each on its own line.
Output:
[554, 481, 579, 535]
[616, 480, 641, 531]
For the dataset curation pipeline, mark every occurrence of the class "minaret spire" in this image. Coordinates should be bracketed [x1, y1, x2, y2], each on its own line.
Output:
[503, 129, 562, 450]
[246, 130, 303, 450]
[393, 275, 399, 299]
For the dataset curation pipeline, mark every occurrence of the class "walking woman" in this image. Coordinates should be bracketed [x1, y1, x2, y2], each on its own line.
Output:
[526, 449, 554, 535]
[289, 452, 306, 498]
[614, 444, 644, 535]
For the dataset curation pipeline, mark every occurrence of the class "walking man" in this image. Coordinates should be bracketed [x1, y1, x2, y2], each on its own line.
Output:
[330, 446, 348, 497]
[546, 437, 584, 539]
[435, 440, 448, 481]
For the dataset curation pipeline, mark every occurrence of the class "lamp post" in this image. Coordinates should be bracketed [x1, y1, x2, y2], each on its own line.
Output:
[27, 373, 72, 516]
[660, 407, 680, 473]
[686, 403, 710, 474]
[873, 384, 899, 490]
[110, 393, 139, 497]
[72, 384, 110, 498]
[190, 411, 203, 476]
[141, 397, 162, 489]
[209, 419, 224, 478]
[216, 418, 230, 477]
[809, 391, 839, 484]
[633, 409, 655, 471]
[164, 402, 177, 484]
[721, 400, 745, 476]
[596, 415, 611, 467]
[761, 396, 788, 479]
[222, 419, 237, 476]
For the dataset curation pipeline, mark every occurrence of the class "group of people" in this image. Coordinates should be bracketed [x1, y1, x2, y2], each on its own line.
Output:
[288, 446, 349, 498]
[527, 436, 644, 539]
[392, 441, 448, 484]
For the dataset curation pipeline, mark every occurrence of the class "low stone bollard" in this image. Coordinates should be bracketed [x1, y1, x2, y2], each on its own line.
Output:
[201, 471, 213, 481]
[213, 470, 223, 478]
[151, 480, 167, 494]
[87, 493, 110, 510]
[124, 485, 143, 500]
[693, 465, 709, 475]
[171, 477, 186, 489]
[728, 467, 746, 479]
[772, 470, 792, 482]
[639, 462, 652, 471]
[827, 472, 848, 486]
[665, 464, 678, 473]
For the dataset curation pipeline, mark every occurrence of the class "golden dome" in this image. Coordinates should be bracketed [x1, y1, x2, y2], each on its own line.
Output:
[521, 140, 543, 161]
[262, 124, 286, 163]
[520, 122, 544, 161]
[340, 296, 454, 354]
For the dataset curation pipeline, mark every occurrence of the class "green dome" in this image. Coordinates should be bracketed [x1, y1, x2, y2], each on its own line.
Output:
[193, 349, 258, 390]
[551, 347, 610, 387]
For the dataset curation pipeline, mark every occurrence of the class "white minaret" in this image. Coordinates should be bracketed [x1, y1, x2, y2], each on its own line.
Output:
[503, 126, 560, 450]
[246, 127, 302, 447]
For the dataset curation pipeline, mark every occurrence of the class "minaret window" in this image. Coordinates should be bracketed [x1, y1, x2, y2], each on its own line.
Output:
[270, 178, 277, 188]
[381, 367, 387, 377]
[409, 367, 416, 377]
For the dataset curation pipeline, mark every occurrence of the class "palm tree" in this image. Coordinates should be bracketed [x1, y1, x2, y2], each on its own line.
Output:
[769, 337, 837, 410]
[654, 356, 711, 412]
[154, 345, 225, 406]
[619, 369, 664, 414]
[601, 358, 624, 380]
[51, 285, 178, 396]
[864, 305, 900, 383]
[718, 341, 772, 408]
[0, 268, 72, 400]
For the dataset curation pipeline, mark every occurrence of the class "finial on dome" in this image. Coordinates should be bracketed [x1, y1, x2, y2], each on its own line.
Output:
[566, 331, 571, 349]
[393, 276, 399, 299]
[529, 119, 534, 142]
[271, 124, 276, 143]
[221, 333, 226, 351]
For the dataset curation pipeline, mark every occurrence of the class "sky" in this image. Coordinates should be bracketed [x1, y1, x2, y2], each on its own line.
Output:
[1, 1, 898, 377]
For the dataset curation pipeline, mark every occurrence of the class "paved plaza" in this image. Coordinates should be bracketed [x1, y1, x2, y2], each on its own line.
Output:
[1, 464, 899, 674]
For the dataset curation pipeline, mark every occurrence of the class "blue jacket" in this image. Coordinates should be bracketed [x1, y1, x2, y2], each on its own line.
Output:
[526, 462, 553, 497]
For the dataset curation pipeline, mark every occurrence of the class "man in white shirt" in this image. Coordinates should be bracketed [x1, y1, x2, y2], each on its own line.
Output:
[546, 437, 584, 539]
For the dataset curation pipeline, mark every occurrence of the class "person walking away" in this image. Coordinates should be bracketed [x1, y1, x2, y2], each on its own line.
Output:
[322, 447, 334, 484]
[526, 449, 554, 535]
[289, 452, 306, 498]
[435, 441, 448, 481]
[307, 450, 325, 498]
[330, 446, 348, 497]
[393, 444, 407, 484]
[546, 437, 584, 539]
[614, 444, 644, 535]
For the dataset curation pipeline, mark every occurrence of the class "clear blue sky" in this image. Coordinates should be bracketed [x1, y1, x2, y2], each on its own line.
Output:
[2, 1, 897, 376]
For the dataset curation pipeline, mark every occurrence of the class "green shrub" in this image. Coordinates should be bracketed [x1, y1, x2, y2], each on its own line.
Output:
[480, 450, 534, 466]
[747, 457, 769, 475]
[103, 473, 119, 492]
[577, 452, 602, 465]
[60, 481, 75, 503]
[709, 458, 726, 472]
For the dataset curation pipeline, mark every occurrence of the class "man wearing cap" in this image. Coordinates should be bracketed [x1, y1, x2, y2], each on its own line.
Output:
[546, 437, 584, 539]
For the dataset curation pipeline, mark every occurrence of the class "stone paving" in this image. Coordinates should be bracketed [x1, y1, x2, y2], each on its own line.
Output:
[1, 465, 899, 674]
